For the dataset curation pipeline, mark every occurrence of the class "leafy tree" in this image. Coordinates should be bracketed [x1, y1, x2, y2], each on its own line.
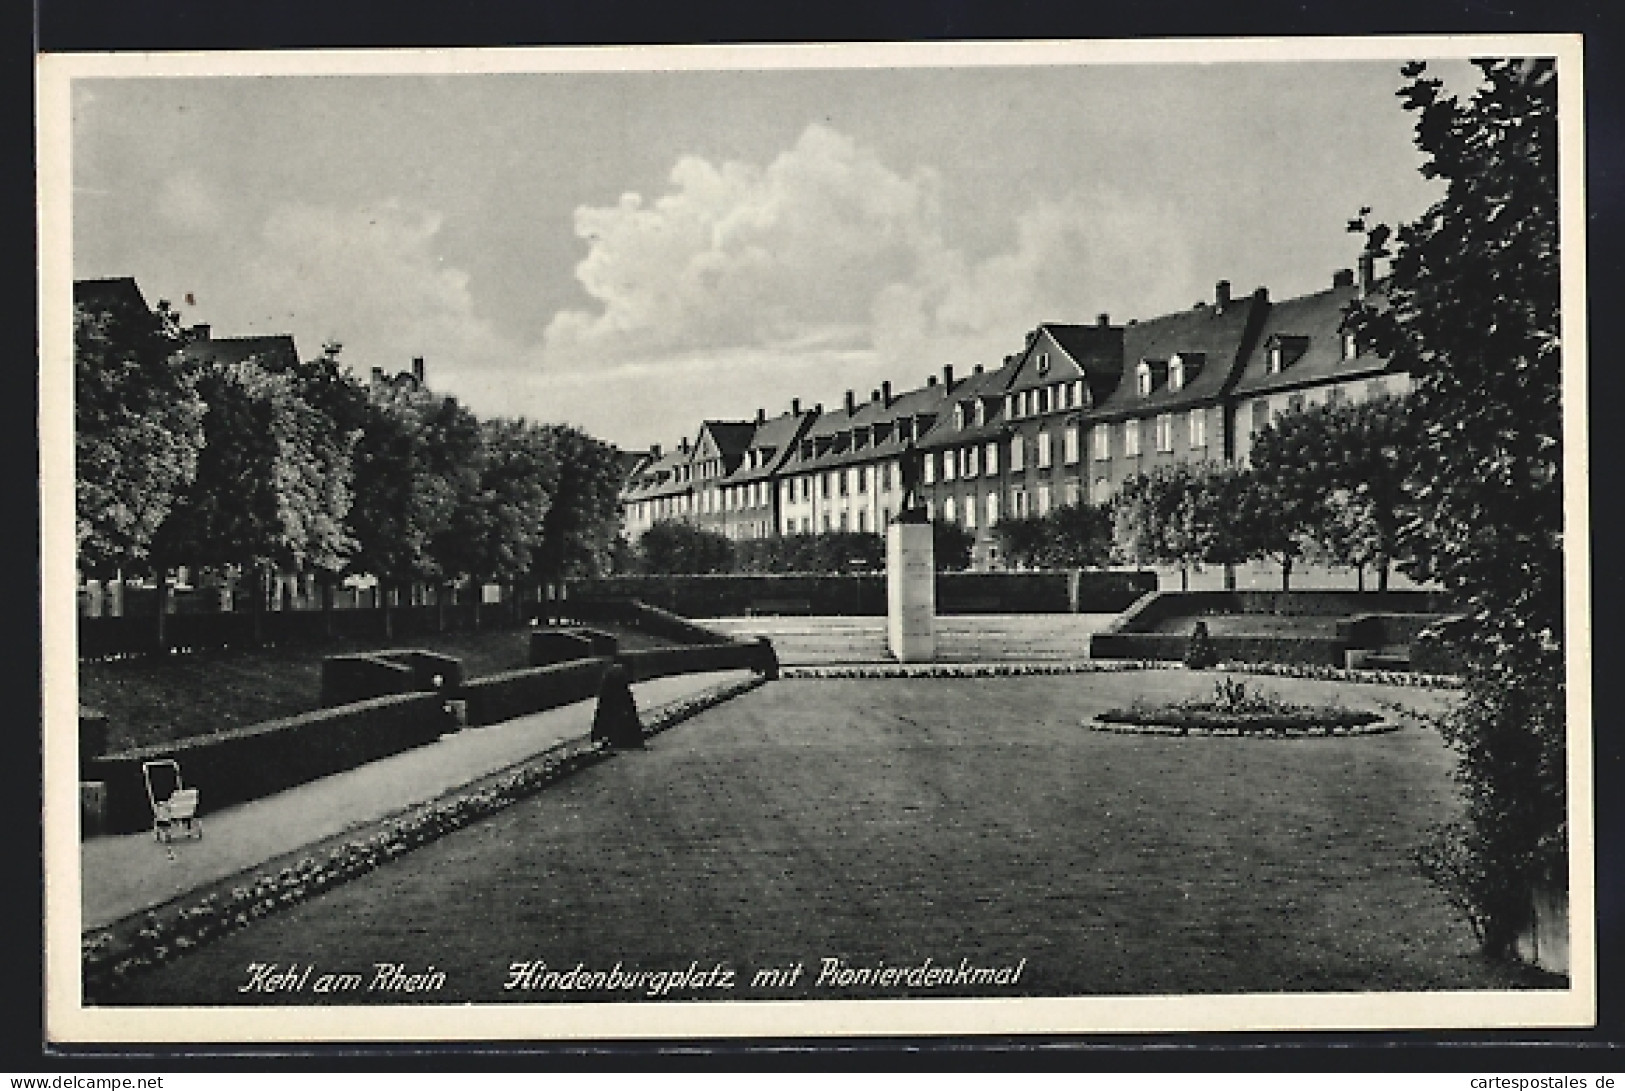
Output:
[993, 514, 1049, 570]
[734, 531, 883, 574]
[444, 417, 559, 617]
[531, 425, 628, 584]
[1347, 59, 1563, 958]
[154, 358, 356, 639]
[636, 520, 734, 574]
[1231, 426, 1323, 590]
[1041, 502, 1115, 569]
[931, 519, 974, 572]
[74, 294, 206, 579]
[1112, 463, 1245, 588]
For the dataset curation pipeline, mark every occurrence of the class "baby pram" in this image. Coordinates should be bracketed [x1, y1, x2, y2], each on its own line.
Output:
[143, 759, 202, 842]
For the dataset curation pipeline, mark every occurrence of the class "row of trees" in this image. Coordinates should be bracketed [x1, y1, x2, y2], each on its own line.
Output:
[76, 297, 626, 641]
[624, 521, 976, 575]
[1103, 395, 1417, 590]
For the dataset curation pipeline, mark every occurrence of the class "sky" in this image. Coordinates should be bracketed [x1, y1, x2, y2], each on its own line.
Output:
[70, 54, 1476, 450]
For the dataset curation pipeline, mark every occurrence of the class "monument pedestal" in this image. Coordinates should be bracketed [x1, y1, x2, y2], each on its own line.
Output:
[886, 519, 936, 663]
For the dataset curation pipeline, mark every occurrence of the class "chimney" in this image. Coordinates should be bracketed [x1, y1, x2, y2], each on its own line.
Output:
[792, 398, 801, 415]
[1358, 251, 1376, 298]
[1097, 313, 1110, 328]
[844, 389, 856, 414]
[942, 364, 955, 390]
[972, 363, 983, 375]
[650, 443, 662, 459]
[927, 375, 937, 387]
[370, 366, 385, 384]
[1333, 268, 1355, 289]
[189, 323, 211, 343]
[411, 356, 425, 384]
[756, 406, 765, 424]
[1214, 280, 1231, 313]
[679, 437, 690, 454]
[881, 380, 892, 405]
[871, 388, 882, 404]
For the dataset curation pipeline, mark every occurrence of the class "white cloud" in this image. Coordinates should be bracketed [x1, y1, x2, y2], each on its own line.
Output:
[541, 123, 1192, 392]
[230, 199, 524, 388]
[156, 169, 225, 233]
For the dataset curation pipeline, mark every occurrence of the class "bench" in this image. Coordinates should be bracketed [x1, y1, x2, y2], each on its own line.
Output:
[746, 598, 814, 617]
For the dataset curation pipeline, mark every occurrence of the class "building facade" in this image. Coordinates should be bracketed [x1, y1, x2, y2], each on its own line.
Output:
[621, 258, 1404, 570]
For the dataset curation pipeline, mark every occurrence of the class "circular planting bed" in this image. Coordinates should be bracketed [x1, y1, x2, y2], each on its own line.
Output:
[1091, 677, 1395, 738]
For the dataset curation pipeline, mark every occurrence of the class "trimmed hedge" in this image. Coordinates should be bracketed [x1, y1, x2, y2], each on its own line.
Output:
[1090, 631, 1348, 667]
[320, 649, 464, 706]
[568, 570, 1156, 617]
[461, 658, 612, 727]
[617, 640, 777, 684]
[528, 630, 599, 667]
[86, 692, 449, 834]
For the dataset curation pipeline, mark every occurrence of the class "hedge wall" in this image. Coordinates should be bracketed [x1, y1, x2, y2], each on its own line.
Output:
[568, 570, 1155, 618]
[461, 658, 612, 727]
[1089, 631, 1347, 667]
[617, 640, 777, 684]
[86, 692, 449, 834]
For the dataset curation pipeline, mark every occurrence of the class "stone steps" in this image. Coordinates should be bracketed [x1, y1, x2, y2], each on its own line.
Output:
[702, 616, 1114, 665]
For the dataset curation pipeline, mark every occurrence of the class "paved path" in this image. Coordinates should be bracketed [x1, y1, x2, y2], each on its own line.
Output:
[80, 670, 754, 931]
[701, 614, 1121, 665]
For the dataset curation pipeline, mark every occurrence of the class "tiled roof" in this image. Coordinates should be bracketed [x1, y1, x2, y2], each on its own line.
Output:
[699, 420, 757, 459]
[783, 377, 952, 474]
[1092, 289, 1266, 420]
[1230, 283, 1394, 397]
[918, 364, 1018, 449]
[726, 409, 817, 484]
[623, 446, 695, 501]
[73, 277, 149, 314]
[179, 334, 302, 373]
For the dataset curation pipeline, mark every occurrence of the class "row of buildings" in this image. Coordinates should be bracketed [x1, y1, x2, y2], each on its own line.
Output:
[620, 256, 1409, 570]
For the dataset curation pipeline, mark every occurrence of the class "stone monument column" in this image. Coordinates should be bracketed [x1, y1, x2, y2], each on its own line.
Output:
[886, 510, 936, 663]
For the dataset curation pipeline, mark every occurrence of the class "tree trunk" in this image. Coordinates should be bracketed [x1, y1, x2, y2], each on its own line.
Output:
[1357, 565, 1366, 592]
[382, 582, 395, 642]
[1180, 565, 1189, 592]
[1223, 562, 1237, 591]
[1280, 555, 1293, 592]
[153, 558, 170, 654]
[1378, 557, 1391, 592]
[251, 566, 266, 646]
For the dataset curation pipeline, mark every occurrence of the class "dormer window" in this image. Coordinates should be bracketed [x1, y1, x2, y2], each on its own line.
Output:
[952, 404, 965, 430]
[1168, 358, 1185, 392]
[1005, 394, 1016, 419]
[1267, 346, 1283, 375]
[1036, 351, 1050, 375]
[1136, 361, 1154, 396]
[1341, 331, 1358, 360]
[1266, 334, 1310, 375]
[974, 400, 986, 427]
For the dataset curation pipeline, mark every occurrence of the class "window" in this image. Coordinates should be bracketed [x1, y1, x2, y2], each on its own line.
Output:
[1012, 489, 1028, 517]
[782, 481, 792, 504]
[1064, 480, 1081, 507]
[986, 491, 999, 526]
[1267, 346, 1283, 375]
[821, 473, 832, 499]
[985, 442, 999, 475]
[925, 499, 935, 520]
[1037, 484, 1052, 516]
[1156, 414, 1174, 453]
[943, 449, 957, 482]
[879, 462, 892, 492]
[1071, 379, 1086, 408]
[1004, 394, 1016, 419]
[1137, 362, 1153, 396]
[1036, 351, 1050, 375]
[1342, 331, 1358, 360]
[1063, 426, 1080, 465]
[839, 511, 849, 531]
[1019, 390, 1031, 417]
[1188, 408, 1207, 448]
[1037, 430, 1053, 468]
[1037, 387, 1050, 414]
[952, 404, 965, 430]
[857, 466, 867, 494]
[964, 497, 977, 530]
[923, 453, 935, 485]
[801, 476, 811, 502]
[1168, 358, 1185, 392]
[974, 400, 986, 427]
[839, 470, 849, 497]
[943, 497, 956, 524]
[965, 445, 979, 478]
[1010, 435, 1025, 472]
[1094, 426, 1110, 460]
[1124, 420, 1141, 456]
[1251, 400, 1269, 434]
[857, 510, 868, 533]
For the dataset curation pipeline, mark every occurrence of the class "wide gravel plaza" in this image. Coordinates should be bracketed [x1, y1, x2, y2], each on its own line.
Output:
[110, 669, 1551, 1005]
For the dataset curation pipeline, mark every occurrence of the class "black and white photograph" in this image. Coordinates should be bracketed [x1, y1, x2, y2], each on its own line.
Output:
[38, 35, 1592, 1043]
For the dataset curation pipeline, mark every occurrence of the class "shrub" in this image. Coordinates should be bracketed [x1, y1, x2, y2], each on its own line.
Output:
[1185, 620, 1217, 669]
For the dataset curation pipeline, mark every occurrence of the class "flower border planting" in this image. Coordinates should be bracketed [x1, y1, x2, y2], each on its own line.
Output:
[781, 660, 1176, 680]
[1092, 676, 1399, 739]
[1090, 718, 1398, 739]
[1216, 660, 1463, 690]
[81, 673, 766, 1003]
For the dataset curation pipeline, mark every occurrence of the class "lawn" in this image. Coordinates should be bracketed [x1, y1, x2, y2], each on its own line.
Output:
[106, 671, 1552, 1005]
[80, 623, 676, 752]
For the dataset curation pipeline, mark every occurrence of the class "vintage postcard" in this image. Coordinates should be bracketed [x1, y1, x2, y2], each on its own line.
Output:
[38, 35, 1593, 1045]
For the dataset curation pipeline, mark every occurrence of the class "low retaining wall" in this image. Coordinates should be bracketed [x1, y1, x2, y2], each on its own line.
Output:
[87, 692, 449, 835]
[568, 570, 1156, 617]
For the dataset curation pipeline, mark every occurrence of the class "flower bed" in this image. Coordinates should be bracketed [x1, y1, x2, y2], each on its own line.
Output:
[82, 672, 766, 1003]
[1091, 677, 1394, 738]
[1216, 660, 1463, 690]
[781, 660, 1176, 680]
